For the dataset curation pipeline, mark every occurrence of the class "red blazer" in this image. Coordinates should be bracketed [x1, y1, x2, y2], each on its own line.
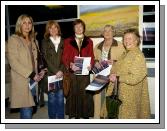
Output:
[62, 36, 95, 69]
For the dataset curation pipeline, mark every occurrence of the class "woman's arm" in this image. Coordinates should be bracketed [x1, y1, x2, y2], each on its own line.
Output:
[7, 36, 33, 78]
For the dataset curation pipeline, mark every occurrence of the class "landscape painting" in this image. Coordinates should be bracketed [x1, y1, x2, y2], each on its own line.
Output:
[80, 5, 139, 37]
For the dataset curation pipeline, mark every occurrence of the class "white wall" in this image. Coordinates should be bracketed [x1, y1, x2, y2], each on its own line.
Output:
[147, 77, 155, 114]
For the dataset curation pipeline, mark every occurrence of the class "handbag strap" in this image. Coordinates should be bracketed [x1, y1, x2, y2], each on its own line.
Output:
[112, 76, 119, 96]
[33, 39, 41, 53]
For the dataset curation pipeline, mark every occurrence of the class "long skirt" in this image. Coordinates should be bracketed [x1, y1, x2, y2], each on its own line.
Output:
[65, 73, 94, 118]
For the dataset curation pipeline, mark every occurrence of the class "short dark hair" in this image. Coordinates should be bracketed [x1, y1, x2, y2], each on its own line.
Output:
[73, 19, 86, 33]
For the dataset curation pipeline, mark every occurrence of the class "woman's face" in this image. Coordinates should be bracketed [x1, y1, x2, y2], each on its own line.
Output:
[74, 23, 84, 35]
[49, 24, 59, 37]
[103, 26, 113, 40]
[123, 33, 138, 49]
[21, 17, 32, 34]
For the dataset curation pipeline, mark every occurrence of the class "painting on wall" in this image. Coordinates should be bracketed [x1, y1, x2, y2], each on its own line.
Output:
[80, 5, 139, 37]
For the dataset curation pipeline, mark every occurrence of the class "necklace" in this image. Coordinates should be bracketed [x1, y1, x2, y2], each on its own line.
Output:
[101, 47, 109, 61]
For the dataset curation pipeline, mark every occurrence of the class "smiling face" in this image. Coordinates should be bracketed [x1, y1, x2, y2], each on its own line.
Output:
[74, 23, 84, 35]
[49, 24, 59, 37]
[21, 17, 32, 35]
[123, 33, 138, 49]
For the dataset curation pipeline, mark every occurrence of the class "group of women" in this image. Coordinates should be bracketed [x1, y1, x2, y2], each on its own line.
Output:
[7, 14, 150, 119]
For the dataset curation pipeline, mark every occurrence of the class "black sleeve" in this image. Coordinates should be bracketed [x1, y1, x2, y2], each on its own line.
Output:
[29, 71, 36, 79]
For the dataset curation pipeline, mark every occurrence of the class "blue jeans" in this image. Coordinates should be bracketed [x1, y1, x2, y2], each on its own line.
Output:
[20, 107, 33, 119]
[48, 89, 64, 119]
[31, 86, 36, 96]
[20, 86, 36, 119]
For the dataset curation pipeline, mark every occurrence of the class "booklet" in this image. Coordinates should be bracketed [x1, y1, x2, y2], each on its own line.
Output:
[29, 79, 38, 90]
[74, 56, 91, 75]
[97, 64, 112, 76]
[92, 60, 109, 74]
[85, 75, 110, 91]
[86, 61, 112, 91]
[48, 75, 63, 92]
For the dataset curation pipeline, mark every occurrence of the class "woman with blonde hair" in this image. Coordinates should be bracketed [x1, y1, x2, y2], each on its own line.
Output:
[7, 14, 45, 119]
[109, 28, 150, 118]
[41, 20, 65, 119]
[93, 25, 125, 118]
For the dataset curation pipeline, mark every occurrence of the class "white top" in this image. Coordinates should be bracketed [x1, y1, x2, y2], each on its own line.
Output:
[50, 36, 61, 53]
[101, 46, 109, 61]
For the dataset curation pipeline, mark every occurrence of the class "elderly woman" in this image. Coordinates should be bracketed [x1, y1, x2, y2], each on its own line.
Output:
[62, 19, 95, 119]
[7, 14, 45, 119]
[93, 25, 125, 119]
[108, 28, 151, 119]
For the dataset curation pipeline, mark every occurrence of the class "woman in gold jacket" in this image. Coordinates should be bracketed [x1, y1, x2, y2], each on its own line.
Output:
[93, 25, 125, 118]
[108, 28, 151, 119]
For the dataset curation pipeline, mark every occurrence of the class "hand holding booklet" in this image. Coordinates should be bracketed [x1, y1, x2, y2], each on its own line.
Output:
[74, 56, 91, 75]
[86, 61, 112, 91]
[86, 75, 110, 91]
[92, 60, 109, 74]
[48, 75, 63, 92]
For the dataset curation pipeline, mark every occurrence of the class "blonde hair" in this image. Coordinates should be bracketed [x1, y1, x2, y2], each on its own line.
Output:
[44, 20, 61, 39]
[102, 25, 116, 36]
[15, 14, 36, 39]
[123, 28, 141, 46]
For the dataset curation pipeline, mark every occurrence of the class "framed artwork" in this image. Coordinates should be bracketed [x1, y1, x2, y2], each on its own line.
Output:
[80, 5, 139, 37]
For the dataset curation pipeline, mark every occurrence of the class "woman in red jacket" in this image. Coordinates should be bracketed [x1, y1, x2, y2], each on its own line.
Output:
[62, 19, 95, 119]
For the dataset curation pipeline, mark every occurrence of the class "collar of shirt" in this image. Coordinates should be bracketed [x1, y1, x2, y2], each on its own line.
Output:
[49, 36, 61, 52]
[50, 36, 61, 45]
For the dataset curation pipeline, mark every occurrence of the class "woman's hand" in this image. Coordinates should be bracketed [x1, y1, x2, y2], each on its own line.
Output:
[38, 68, 47, 79]
[109, 73, 117, 82]
[56, 71, 63, 78]
[33, 74, 41, 82]
[70, 62, 80, 71]
[94, 62, 101, 68]
[87, 66, 91, 71]
[107, 59, 114, 65]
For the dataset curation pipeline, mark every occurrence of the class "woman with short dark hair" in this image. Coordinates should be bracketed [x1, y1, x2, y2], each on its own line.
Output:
[62, 19, 95, 119]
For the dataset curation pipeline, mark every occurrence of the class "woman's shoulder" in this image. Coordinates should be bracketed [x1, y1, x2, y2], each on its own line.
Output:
[41, 38, 50, 49]
[84, 36, 93, 43]
[8, 34, 19, 40]
[64, 36, 74, 41]
[63, 36, 74, 45]
[8, 34, 22, 45]
[116, 41, 124, 48]
[42, 38, 49, 43]
[60, 37, 64, 41]
[112, 41, 125, 52]
[136, 48, 145, 58]
[94, 41, 103, 49]
[129, 48, 145, 59]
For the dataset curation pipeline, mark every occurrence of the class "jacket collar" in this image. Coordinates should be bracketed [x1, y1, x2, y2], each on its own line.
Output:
[97, 39, 118, 60]
[47, 37, 63, 51]
[69, 35, 89, 51]
[97, 38, 118, 50]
